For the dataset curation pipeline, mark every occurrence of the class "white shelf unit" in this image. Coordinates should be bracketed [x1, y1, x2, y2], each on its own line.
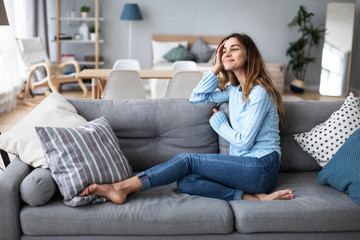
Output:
[55, 0, 102, 68]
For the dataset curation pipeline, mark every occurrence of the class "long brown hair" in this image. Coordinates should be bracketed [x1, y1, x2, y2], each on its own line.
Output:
[214, 33, 285, 130]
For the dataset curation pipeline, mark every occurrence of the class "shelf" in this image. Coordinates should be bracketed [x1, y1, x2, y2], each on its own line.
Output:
[51, 17, 104, 21]
[53, 40, 104, 43]
[55, 0, 102, 69]
[79, 61, 104, 66]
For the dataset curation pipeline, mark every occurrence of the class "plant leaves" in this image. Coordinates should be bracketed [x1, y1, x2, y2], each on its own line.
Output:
[286, 4, 326, 81]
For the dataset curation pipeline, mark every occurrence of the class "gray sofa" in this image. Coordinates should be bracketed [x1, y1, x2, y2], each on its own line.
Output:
[1, 98, 360, 240]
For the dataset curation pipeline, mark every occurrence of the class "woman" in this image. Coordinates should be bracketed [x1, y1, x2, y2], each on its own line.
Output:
[79, 33, 294, 204]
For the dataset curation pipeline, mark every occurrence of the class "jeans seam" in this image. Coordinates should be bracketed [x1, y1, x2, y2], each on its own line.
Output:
[260, 163, 278, 193]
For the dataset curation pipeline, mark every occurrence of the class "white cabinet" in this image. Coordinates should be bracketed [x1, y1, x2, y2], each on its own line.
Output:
[54, 0, 103, 68]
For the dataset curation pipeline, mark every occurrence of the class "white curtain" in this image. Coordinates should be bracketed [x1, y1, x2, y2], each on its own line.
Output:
[0, 0, 31, 114]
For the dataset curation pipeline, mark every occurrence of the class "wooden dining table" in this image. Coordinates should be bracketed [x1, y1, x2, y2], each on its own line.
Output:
[76, 69, 205, 99]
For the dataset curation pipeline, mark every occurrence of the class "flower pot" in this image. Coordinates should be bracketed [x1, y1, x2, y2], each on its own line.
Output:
[90, 33, 96, 41]
[290, 79, 306, 93]
[81, 12, 88, 18]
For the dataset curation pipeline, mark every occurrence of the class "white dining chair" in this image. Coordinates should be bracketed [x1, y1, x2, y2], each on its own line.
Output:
[151, 61, 198, 99]
[112, 59, 141, 70]
[171, 61, 197, 70]
[102, 70, 146, 99]
[163, 71, 203, 98]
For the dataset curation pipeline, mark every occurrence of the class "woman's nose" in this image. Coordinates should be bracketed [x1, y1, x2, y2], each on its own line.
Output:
[224, 51, 231, 57]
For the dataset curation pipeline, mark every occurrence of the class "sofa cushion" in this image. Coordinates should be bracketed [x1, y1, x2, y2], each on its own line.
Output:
[152, 40, 188, 64]
[35, 117, 132, 206]
[20, 168, 57, 206]
[20, 182, 234, 236]
[163, 44, 195, 62]
[280, 100, 345, 171]
[218, 103, 230, 155]
[318, 128, 360, 205]
[230, 171, 360, 233]
[293, 92, 360, 167]
[190, 37, 216, 63]
[0, 93, 87, 168]
[67, 98, 219, 171]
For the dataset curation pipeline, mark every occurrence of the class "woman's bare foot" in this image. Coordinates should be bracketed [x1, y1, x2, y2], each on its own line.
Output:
[78, 182, 128, 204]
[243, 189, 294, 201]
[78, 176, 142, 204]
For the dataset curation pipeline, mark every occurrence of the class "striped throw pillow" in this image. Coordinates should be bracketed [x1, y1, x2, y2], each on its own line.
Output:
[35, 117, 132, 206]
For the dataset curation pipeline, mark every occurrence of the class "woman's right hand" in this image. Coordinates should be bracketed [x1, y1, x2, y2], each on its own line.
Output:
[212, 40, 226, 75]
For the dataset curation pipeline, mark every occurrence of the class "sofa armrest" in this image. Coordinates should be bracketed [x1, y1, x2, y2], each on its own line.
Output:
[0, 158, 32, 240]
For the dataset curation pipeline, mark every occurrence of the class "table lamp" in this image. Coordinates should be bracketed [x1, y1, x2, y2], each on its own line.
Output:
[120, 3, 143, 58]
[0, 0, 9, 25]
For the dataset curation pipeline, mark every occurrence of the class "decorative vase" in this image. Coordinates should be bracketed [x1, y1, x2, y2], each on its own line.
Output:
[79, 23, 89, 40]
[290, 79, 306, 93]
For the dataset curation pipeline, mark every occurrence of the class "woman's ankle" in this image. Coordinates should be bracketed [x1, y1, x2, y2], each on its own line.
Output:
[116, 176, 142, 194]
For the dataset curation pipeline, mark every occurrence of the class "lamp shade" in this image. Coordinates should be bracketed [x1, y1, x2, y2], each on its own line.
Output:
[120, 3, 143, 21]
[0, 0, 9, 25]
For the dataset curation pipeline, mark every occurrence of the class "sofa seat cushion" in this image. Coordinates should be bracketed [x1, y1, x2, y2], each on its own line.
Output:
[20, 182, 234, 236]
[230, 171, 360, 233]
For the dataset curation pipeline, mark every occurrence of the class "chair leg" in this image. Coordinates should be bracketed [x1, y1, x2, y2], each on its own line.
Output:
[47, 80, 61, 94]
[20, 77, 33, 99]
[77, 78, 88, 98]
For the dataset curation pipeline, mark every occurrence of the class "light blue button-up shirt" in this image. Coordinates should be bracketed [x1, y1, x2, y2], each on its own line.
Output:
[190, 71, 281, 158]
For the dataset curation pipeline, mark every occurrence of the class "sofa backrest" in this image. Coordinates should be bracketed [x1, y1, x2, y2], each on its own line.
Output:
[218, 99, 345, 172]
[280, 100, 344, 171]
[68, 98, 218, 171]
[69, 98, 345, 172]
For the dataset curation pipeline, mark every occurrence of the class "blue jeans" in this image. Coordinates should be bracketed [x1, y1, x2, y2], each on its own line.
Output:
[136, 151, 280, 201]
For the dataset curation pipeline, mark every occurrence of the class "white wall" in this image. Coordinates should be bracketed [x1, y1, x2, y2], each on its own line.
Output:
[47, 0, 358, 91]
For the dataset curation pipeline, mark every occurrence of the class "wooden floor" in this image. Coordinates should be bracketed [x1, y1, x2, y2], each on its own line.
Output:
[0, 91, 92, 132]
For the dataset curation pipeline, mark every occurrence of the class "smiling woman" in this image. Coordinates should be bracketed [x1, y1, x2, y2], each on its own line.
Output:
[78, 33, 294, 204]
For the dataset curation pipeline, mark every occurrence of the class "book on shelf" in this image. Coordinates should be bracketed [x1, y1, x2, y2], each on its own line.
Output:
[84, 56, 104, 62]
[61, 54, 75, 62]
[54, 33, 72, 40]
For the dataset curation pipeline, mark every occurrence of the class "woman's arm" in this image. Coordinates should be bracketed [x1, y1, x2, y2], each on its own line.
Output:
[189, 71, 229, 104]
[209, 87, 272, 150]
[189, 40, 229, 104]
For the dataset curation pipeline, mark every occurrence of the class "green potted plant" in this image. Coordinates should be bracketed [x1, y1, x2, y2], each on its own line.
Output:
[286, 5, 326, 93]
[80, 5, 90, 18]
[89, 26, 100, 41]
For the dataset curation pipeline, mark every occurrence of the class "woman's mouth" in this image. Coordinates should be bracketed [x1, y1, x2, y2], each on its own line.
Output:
[223, 59, 234, 63]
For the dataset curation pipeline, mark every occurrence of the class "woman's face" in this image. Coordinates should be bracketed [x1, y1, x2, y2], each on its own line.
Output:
[221, 37, 247, 71]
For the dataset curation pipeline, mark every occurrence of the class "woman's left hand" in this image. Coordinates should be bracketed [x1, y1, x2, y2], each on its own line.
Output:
[212, 108, 219, 116]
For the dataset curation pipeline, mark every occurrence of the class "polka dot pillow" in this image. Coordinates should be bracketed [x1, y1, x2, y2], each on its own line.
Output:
[293, 92, 360, 167]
